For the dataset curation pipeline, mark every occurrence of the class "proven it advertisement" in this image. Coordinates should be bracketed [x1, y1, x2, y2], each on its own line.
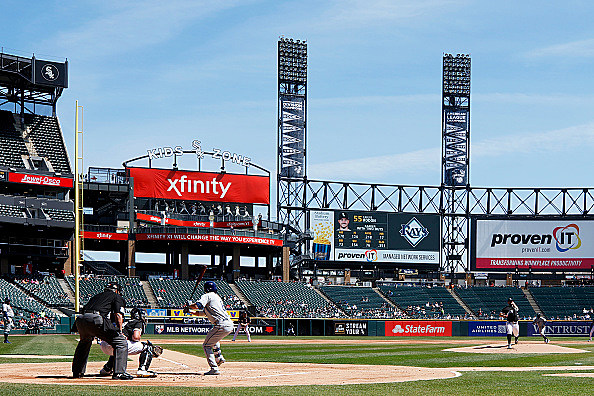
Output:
[472, 219, 594, 271]
[385, 321, 452, 337]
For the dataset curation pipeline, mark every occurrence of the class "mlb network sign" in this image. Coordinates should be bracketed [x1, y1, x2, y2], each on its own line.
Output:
[473, 219, 594, 271]
[385, 321, 452, 337]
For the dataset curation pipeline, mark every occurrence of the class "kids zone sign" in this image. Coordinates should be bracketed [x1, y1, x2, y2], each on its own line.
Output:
[472, 219, 594, 271]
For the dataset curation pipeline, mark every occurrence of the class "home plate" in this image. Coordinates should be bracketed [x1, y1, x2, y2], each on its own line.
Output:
[444, 342, 588, 354]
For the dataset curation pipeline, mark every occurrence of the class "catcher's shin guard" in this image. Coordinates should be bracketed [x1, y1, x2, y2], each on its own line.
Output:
[138, 342, 154, 371]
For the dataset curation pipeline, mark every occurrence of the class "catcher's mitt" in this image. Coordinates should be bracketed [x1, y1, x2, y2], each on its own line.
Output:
[152, 345, 164, 357]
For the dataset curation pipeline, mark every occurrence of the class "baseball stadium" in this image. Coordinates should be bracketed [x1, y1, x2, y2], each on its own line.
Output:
[0, 31, 593, 395]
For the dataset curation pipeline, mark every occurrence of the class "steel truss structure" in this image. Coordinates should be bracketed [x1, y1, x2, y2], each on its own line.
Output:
[277, 37, 307, 230]
[0, 51, 65, 115]
[279, 179, 594, 269]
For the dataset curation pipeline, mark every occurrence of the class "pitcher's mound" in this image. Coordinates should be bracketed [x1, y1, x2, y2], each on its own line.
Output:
[444, 342, 588, 354]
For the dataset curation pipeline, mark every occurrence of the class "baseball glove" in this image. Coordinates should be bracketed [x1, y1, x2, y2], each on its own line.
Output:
[152, 345, 164, 357]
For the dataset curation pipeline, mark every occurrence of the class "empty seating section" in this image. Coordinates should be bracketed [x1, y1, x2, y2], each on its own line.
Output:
[0, 278, 56, 318]
[529, 287, 594, 319]
[237, 280, 342, 318]
[65, 276, 149, 307]
[13, 275, 72, 307]
[149, 279, 244, 310]
[378, 285, 467, 318]
[0, 203, 24, 218]
[44, 208, 74, 222]
[0, 110, 28, 169]
[455, 287, 536, 319]
[320, 285, 398, 318]
[23, 113, 71, 174]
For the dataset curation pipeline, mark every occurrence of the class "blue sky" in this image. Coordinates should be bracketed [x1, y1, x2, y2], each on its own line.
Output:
[3, 0, 594, 199]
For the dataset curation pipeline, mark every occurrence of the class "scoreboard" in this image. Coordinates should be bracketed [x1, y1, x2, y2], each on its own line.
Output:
[310, 210, 440, 265]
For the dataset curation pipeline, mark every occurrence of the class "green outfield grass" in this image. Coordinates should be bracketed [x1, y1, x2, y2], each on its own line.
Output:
[0, 335, 592, 395]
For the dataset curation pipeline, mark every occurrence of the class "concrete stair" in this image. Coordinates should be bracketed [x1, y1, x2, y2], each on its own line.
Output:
[522, 288, 543, 315]
[229, 283, 253, 309]
[447, 288, 476, 318]
[142, 281, 159, 309]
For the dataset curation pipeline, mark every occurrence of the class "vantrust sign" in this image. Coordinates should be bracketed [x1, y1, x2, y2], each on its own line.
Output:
[128, 167, 269, 204]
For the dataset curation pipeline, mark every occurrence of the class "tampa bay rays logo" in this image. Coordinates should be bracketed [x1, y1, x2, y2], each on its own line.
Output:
[400, 217, 429, 247]
[41, 64, 59, 81]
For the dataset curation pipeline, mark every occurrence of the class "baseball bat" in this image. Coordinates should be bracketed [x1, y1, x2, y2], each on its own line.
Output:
[188, 265, 208, 302]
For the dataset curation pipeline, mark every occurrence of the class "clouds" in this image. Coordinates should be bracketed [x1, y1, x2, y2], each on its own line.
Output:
[49, 0, 245, 59]
[527, 38, 594, 59]
[309, 122, 594, 183]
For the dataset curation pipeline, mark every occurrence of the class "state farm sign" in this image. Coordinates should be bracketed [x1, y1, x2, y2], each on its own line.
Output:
[385, 321, 452, 337]
[8, 172, 73, 188]
[128, 167, 269, 204]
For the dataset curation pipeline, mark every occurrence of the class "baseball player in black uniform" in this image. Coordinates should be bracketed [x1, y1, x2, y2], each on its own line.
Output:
[532, 313, 549, 344]
[72, 282, 133, 380]
[232, 311, 251, 342]
[589, 318, 594, 342]
[98, 308, 163, 377]
[500, 297, 520, 349]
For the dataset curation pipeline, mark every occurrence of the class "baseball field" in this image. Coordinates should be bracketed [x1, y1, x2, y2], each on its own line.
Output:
[0, 335, 592, 395]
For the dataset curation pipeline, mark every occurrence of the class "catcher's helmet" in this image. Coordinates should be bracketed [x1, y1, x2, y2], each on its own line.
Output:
[204, 281, 217, 293]
[105, 282, 121, 293]
[131, 307, 146, 323]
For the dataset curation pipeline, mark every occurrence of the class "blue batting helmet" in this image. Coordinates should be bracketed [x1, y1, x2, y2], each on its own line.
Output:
[204, 281, 217, 293]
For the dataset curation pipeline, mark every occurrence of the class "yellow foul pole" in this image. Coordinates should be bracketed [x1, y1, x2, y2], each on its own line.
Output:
[74, 101, 84, 312]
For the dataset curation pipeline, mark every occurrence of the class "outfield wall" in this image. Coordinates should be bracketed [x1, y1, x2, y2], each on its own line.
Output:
[136, 319, 592, 337]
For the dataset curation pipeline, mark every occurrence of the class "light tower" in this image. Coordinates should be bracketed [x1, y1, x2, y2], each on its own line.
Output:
[277, 37, 307, 230]
[441, 53, 471, 279]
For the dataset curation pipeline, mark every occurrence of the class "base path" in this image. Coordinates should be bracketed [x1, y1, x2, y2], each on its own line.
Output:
[0, 350, 460, 388]
[444, 342, 589, 354]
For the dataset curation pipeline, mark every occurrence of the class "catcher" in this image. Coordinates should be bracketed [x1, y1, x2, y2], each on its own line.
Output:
[98, 308, 163, 377]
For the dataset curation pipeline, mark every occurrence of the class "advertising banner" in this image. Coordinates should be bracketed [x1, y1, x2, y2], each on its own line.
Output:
[385, 321, 452, 336]
[443, 108, 468, 186]
[473, 219, 594, 271]
[154, 324, 212, 335]
[328, 210, 439, 264]
[128, 167, 269, 204]
[33, 59, 68, 88]
[468, 321, 507, 336]
[82, 231, 128, 241]
[334, 321, 368, 336]
[146, 309, 167, 317]
[279, 95, 305, 178]
[527, 321, 592, 337]
[135, 233, 283, 246]
[310, 210, 334, 261]
[136, 212, 254, 229]
[233, 324, 276, 335]
[8, 172, 73, 188]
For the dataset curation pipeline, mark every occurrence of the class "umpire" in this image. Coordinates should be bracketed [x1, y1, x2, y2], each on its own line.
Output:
[72, 282, 133, 380]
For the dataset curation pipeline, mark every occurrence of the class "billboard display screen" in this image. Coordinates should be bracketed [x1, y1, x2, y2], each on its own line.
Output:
[309, 210, 440, 265]
[279, 95, 305, 178]
[443, 108, 468, 186]
[128, 167, 269, 204]
[472, 219, 594, 271]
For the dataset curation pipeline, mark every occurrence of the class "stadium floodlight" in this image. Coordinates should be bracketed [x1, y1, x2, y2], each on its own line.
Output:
[443, 53, 470, 96]
[278, 37, 307, 84]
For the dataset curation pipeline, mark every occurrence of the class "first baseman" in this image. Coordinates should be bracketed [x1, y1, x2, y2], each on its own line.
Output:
[500, 297, 519, 349]
[232, 311, 251, 342]
[185, 281, 234, 375]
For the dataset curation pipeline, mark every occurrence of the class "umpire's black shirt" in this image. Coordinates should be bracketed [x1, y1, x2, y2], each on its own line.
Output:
[82, 290, 125, 332]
